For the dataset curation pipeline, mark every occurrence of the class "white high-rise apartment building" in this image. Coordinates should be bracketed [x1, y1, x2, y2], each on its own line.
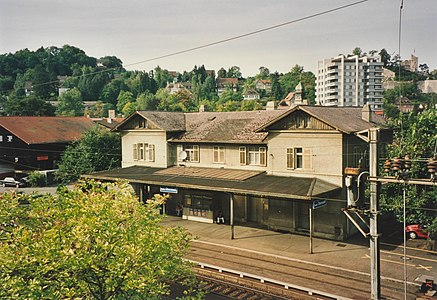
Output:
[316, 54, 384, 107]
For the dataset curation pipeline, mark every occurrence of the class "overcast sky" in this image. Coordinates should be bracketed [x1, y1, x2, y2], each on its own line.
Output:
[1, 0, 436, 76]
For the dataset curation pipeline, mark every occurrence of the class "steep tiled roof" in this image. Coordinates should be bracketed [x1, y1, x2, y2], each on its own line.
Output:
[258, 106, 386, 134]
[136, 111, 186, 131]
[172, 110, 285, 143]
[302, 106, 386, 133]
[0, 116, 96, 145]
[216, 78, 238, 87]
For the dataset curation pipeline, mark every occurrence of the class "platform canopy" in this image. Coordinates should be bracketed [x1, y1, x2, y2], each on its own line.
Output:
[84, 166, 341, 201]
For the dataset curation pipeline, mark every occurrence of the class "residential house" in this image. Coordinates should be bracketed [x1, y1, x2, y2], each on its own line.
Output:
[216, 78, 239, 96]
[242, 88, 260, 101]
[278, 82, 307, 110]
[165, 82, 192, 95]
[255, 79, 272, 92]
[86, 106, 387, 241]
[0, 116, 96, 172]
[396, 96, 415, 113]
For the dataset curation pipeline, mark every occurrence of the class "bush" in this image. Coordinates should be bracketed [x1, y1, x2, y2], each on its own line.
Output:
[0, 180, 200, 299]
[28, 171, 46, 187]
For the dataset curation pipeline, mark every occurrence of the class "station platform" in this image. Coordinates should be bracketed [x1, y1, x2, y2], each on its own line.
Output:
[161, 215, 436, 291]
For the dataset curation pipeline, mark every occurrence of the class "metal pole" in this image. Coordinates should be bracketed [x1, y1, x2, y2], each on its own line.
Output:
[403, 185, 407, 300]
[230, 194, 234, 239]
[369, 128, 381, 299]
[309, 205, 313, 254]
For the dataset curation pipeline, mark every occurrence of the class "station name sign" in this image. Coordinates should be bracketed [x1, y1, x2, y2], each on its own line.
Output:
[312, 199, 327, 209]
[160, 187, 178, 194]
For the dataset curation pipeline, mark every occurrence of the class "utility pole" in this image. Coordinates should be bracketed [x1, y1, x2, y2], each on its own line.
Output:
[369, 128, 381, 300]
[346, 128, 437, 300]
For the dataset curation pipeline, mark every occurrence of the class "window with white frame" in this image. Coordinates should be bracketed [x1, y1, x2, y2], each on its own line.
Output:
[286, 147, 312, 169]
[239, 146, 266, 166]
[133, 143, 155, 162]
[213, 146, 225, 163]
[178, 145, 199, 162]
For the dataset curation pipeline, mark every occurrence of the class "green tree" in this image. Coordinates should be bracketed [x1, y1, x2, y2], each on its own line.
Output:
[240, 100, 261, 111]
[154, 66, 171, 89]
[136, 91, 159, 111]
[99, 55, 123, 69]
[56, 127, 121, 183]
[4, 94, 55, 116]
[226, 66, 242, 78]
[217, 67, 226, 78]
[99, 78, 128, 105]
[0, 180, 201, 299]
[380, 109, 437, 238]
[116, 90, 135, 114]
[256, 66, 270, 79]
[56, 87, 84, 116]
[352, 46, 363, 56]
[379, 48, 391, 66]
[218, 89, 242, 104]
[270, 72, 282, 100]
[122, 101, 137, 117]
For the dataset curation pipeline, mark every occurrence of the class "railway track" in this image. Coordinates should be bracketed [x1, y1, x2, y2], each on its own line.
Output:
[188, 241, 419, 299]
[193, 262, 344, 300]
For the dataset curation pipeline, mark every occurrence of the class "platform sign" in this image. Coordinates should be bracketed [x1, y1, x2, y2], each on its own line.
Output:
[160, 187, 178, 194]
[312, 199, 327, 209]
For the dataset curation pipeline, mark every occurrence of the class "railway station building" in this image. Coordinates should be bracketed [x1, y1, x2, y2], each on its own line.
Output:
[85, 105, 386, 241]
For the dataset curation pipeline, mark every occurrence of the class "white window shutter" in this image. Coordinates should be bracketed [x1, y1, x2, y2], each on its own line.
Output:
[303, 148, 312, 169]
[239, 147, 246, 165]
[133, 144, 138, 161]
[287, 148, 294, 169]
[149, 144, 155, 162]
[260, 147, 266, 166]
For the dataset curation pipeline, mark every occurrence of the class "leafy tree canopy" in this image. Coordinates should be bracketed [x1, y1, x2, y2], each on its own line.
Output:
[56, 87, 84, 116]
[3, 94, 55, 116]
[0, 180, 201, 299]
[56, 127, 121, 183]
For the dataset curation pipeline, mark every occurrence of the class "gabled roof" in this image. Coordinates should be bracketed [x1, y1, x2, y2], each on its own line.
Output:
[216, 78, 239, 87]
[257, 105, 386, 134]
[173, 110, 285, 143]
[0, 116, 96, 145]
[85, 166, 341, 201]
[256, 79, 271, 84]
[113, 111, 186, 132]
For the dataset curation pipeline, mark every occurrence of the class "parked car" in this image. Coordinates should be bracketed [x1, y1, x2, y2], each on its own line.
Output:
[1, 177, 25, 188]
[406, 224, 429, 239]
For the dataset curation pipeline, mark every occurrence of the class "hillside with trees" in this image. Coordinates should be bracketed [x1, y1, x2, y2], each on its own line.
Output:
[0, 45, 316, 117]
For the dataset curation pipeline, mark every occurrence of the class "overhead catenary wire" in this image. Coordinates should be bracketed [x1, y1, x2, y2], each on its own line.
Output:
[14, 0, 370, 92]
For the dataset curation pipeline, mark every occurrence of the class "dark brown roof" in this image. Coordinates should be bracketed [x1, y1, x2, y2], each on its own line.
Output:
[84, 166, 340, 200]
[173, 110, 285, 143]
[216, 78, 238, 87]
[258, 106, 386, 134]
[0, 116, 96, 145]
[132, 111, 186, 132]
[92, 118, 124, 129]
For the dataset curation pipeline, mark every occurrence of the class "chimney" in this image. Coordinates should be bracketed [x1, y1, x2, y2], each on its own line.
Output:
[108, 109, 116, 119]
[265, 101, 275, 111]
[362, 104, 372, 122]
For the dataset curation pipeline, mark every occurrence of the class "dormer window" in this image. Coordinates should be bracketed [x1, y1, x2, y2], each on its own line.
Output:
[138, 118, 146, 128]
